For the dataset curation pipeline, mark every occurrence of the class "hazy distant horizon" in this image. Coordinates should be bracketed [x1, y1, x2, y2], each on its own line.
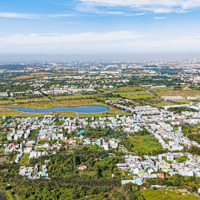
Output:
[0, 53, 200, 63]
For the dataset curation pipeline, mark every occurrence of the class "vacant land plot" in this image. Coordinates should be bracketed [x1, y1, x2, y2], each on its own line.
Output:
[139, 98, 176, 107]
[150, 87, 172, 92]
[140, 189, 199, 200]
[12, 72, 53, 80]
[5, 99, 97, 108]
[155, 90, 200, 98]
[126, 94, 154, 100]
[125, 135, 164, 155]
[52, 95, 98, 101]
[104, 87, 144, 93]
[0, 108, 21, 116]
[112, 91, 155, 100]
[0, 100, 13, 105]
[14, 98, 50, 104]
[19, 153, 29, 166]
[114, 91, 149, 96]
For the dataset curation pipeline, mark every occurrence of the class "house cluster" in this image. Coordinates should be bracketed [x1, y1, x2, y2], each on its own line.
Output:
[42, 88, 95, 95]
[7, 129, 30, 141]
[141, 108, 200, 151]
[4, 143, 23, 155]
[107, 99, 160, 116]
[64, 115, 142, 134]
[162, 95, 200, 101]
[81, 137, 119, 151]
[19, 164, 48, 179]
[161, 96, 185, 101]
[9, 90, 42, 97]
[119, 152, 200, 186]
[0, 92, 8, 97]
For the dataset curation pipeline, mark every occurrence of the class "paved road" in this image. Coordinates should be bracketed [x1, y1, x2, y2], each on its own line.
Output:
[118, 189, 127, 200]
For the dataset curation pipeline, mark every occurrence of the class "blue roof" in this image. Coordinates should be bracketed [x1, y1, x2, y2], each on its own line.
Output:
[76, 129, 86, 136]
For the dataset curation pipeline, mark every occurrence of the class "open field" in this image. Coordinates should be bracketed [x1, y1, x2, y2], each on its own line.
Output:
[104, 87, 144, 93]
[0, 100, 13, 105]
[0, 109, 21, 116]
[155, 90, 200, 98]
[19, 153, 29, 166]
[12, 72, 53, 80]
[139, 98, 176, 107]
[140, 189, 199, 200]
[51, 95, 98, 101]
[1, 99, 97, 108]
[154, 101, 176, 107]
[112, 91, 155, 100]
[12, 75, 36, 80]
[173, 100, 191, 104]
[124, 135, 164, 155]
[149, 87, 173, 92]
[14, 97, 50, 104]
[97, 97, 121, 101]
[125, 94, 154, 100]
[114, 91, 149, 96]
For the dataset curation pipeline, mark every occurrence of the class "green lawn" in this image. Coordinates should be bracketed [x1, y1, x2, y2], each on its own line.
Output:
[140, 189, 199, 200]
[127, 135, 164, 155]
[19, 153, 29, 166]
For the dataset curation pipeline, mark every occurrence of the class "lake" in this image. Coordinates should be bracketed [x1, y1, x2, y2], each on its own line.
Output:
[0, 105, 110, 113]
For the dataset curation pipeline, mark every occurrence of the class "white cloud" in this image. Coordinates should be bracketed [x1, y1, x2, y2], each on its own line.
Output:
[0, 12, 40, 19]
[48, 14, 75, 18]
[0, 31, 148, 44]
[154, 16, 165, 20]
[65, 21, 74, 24]
[79, 0, 200, 13]
[0, 12, 75, 19]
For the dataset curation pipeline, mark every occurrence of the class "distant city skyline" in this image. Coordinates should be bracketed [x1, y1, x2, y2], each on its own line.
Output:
[1, 53, 200, 63]
[0, 0, 200, 55]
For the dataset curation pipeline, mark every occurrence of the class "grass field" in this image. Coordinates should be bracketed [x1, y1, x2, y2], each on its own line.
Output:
[112, 91, 155, 100]
[51, 95, 98, 101]
[126, 95, 155, 100]
[129, 135, 163, 155]
[97, 97, 121, 101]
[173, 100, 191, 104]
[155, 90, 200, 98]
[0, 100, 13, 105]
[19, 153, 29, 166]
[140, 189, 199, 200]
[14, 97, 50, 104]
[3, 99, 97, 108]
[139, 98, 176, 107]
[113, 91, 149, 96]
[150, 88, 173, 92]
[104, 87, 144, 93]
[12, 72, 53, 80]
[0, 108, 21, 116]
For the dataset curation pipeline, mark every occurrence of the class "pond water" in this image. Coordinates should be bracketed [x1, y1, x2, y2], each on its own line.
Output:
[0, 105, 110, 113]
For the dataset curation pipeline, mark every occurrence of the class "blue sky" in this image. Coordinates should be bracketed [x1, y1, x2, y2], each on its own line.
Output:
[0, 0, 200, 54]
